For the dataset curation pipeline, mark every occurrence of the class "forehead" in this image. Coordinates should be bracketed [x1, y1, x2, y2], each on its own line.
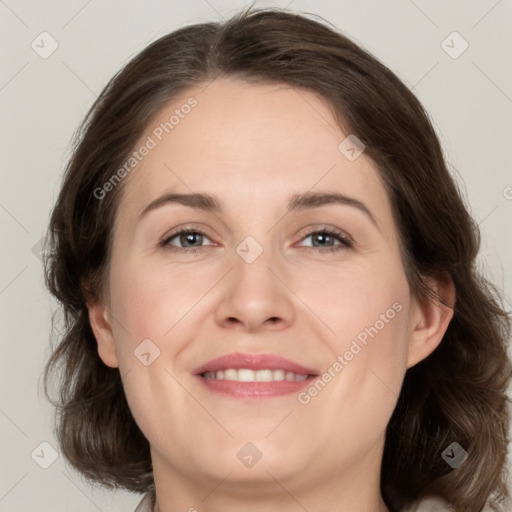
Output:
[116, 78, 394, 235]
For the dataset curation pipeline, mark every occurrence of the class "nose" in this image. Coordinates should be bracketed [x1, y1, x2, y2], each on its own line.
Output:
[213, 244, 296, 333]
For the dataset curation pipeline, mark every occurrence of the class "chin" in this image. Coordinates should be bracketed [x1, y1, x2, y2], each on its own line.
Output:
[202, 439, 310, 482]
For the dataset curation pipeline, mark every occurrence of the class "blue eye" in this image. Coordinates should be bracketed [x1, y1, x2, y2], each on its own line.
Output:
[161, 227, 352, 253]
[161, 228, 212, 250]
[299, 228, 352, 252]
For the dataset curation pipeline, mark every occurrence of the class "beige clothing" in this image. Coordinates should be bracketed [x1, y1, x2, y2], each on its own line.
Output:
[404, 496, 495, 511]
[133, 492, 154, 512]
[133, 493, 496, 511]
[403, 496, 457, 511]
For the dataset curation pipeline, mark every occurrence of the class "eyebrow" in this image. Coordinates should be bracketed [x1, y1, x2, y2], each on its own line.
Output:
[138, 190, 380, 231]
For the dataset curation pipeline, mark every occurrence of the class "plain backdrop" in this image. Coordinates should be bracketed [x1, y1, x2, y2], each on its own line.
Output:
[1, 0, 511, 510]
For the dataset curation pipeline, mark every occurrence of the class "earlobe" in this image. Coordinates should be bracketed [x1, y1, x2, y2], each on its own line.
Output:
[406, 273, 456, 369]
[86, 298, 119, 368]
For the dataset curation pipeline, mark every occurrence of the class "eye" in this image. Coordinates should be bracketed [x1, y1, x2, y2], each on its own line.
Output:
[297, 228, 353, 253]
[160, 226, 353, 254]
[161, 227, 213, 251]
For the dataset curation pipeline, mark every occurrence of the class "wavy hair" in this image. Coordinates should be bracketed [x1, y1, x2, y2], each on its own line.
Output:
[43, 6, 512, 511]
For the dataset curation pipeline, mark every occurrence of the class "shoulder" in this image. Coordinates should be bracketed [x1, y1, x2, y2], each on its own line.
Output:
[402, 496, 496, 512]
[133, 492, 154, 512]
[402, 496, 453, 512]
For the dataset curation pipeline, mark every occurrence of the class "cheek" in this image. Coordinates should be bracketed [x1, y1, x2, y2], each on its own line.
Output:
[300, 256, 411, 412]
[296, 288, 411, 459]
[302, 256, 410, 350]
[107, 257, 214, 366]
[106, 259, 204, 442]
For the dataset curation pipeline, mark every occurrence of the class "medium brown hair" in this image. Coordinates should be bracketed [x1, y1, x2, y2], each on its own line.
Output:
[43, 6, 512, 511]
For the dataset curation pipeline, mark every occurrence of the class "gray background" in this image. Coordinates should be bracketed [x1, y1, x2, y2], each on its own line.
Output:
[1, 0, 511, 510]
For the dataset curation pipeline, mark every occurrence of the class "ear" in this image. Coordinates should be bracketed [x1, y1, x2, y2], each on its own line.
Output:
[86, 296, 119, 368]
[407, 273, 456, 369]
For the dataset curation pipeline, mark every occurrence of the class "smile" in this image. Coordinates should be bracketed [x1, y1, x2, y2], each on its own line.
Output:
[200, 369, 310, 382]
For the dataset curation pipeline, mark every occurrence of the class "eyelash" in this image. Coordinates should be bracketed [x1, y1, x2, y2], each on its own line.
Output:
[160, 226, 353, 254]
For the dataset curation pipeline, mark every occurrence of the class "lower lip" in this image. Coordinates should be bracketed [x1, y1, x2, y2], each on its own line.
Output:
[195, 375, 316, 399]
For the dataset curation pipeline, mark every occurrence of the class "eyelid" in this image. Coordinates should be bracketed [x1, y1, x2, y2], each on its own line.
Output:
[160, 224, 217, 247]
[160, 223, 353, 253]
[295, 224, 353, 245]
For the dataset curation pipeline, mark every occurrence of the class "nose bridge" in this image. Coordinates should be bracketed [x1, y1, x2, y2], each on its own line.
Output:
[232, 232, 282, 303]
[213, 232, 295, 331]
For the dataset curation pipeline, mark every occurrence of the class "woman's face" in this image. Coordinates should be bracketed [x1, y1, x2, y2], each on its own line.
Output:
[90, 78, 448, 502]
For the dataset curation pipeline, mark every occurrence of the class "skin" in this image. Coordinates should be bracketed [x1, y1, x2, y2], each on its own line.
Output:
[88, 78, 455, 512]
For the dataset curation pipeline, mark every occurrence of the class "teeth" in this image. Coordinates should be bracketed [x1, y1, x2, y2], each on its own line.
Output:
[202, 368, 309, 382]
[224, 369, 237, 380]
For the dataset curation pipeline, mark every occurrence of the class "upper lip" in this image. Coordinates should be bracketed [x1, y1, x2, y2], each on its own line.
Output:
[192, 352, 318, 375]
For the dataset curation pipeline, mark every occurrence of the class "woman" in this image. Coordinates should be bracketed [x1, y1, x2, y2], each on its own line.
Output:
[43, 7, 511, 512]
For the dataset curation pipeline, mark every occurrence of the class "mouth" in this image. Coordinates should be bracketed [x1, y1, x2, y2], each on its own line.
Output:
[192, 352, 318, 399]
[200, 368, 312, 382]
